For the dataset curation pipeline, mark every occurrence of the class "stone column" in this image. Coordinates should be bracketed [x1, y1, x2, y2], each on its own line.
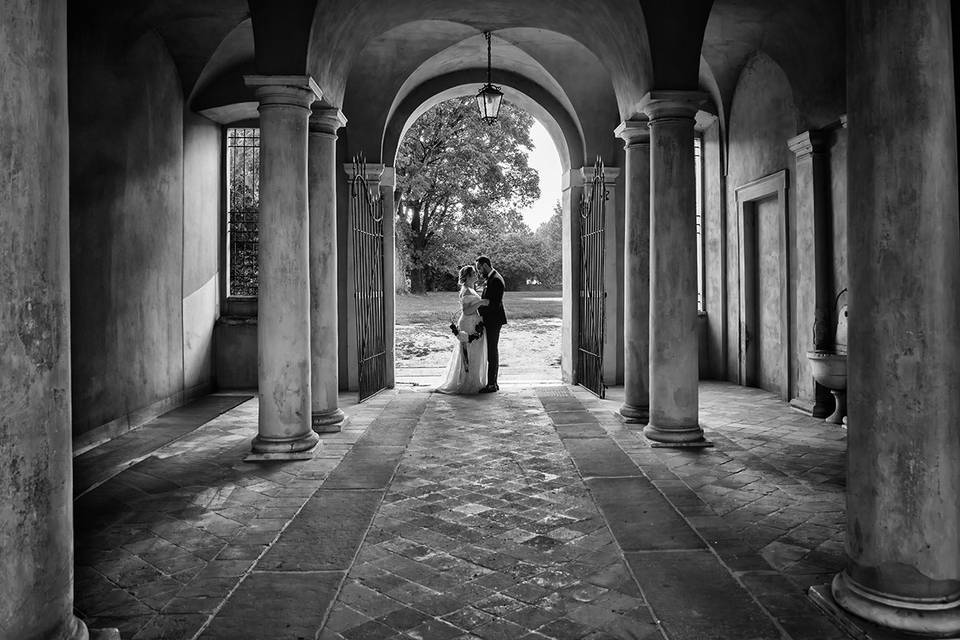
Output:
[244, 75, 321, 459]
[380, 167, 397, 388]
[309, 107, 347, 432]
[0, 1, 88, 638]
[788, 130, 833, 418]
[615, 120, 651, 422]
[819, 0, 960, 635]
[641, 91, 707, 445]
[560, 169, 585, 383]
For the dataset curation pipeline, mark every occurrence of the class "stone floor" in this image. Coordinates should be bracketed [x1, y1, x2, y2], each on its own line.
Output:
[74, 382, 850, 640]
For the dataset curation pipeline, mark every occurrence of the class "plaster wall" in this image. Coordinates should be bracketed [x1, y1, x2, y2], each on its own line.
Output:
[702, 120, 725, 379]
[723, 53, 798, 393]
[829, 126, 848, 300]
[182, 110, 222, 393]
[69, 23, 217, 440]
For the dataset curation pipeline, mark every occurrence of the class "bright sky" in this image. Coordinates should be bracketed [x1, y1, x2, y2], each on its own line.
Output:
[522, 118, 562, 230]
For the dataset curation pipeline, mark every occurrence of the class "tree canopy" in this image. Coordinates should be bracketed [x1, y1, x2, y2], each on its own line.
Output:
[395, 97, 546, 292]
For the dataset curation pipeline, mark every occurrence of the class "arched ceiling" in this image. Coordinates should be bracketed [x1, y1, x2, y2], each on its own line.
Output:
[702, 0, 845, 130]
[306, 0, 654, 119]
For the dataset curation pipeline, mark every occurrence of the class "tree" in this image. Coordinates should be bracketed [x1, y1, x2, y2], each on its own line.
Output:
[395, 97, 541, 292]
[533, 200, 563, 288]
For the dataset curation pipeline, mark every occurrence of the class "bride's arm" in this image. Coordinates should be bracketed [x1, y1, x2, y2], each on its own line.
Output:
[461, 291, 487, 314]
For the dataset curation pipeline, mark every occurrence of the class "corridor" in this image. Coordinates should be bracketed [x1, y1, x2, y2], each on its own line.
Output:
[74, 384, 848, 640]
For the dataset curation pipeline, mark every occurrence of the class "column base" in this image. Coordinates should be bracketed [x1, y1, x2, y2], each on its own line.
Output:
[643, 423, 712, 447]
[312, 408, 347, 433]
[245, 430, 320, 462]
[618, 403, 649, 424]
[826, 572, 960, 638]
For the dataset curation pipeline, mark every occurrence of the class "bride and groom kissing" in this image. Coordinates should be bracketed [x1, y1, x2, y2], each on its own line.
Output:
[436, 255, 506, 395]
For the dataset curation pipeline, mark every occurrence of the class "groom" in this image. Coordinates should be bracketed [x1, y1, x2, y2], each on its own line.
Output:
[476, 255, 506, 393]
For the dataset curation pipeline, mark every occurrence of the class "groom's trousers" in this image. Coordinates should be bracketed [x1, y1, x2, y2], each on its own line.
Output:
[486, 322, 502, 387]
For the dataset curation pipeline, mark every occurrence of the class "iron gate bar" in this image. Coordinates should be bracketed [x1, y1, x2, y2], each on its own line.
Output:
[577, 157, 606, 398]
[351, 155, 388, 402]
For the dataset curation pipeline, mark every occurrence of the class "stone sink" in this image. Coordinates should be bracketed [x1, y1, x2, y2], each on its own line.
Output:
[806, 350, 846, 390]
[806, 350, 847, 423]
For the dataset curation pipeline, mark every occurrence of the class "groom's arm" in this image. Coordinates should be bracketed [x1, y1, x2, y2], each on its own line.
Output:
[489, 277, 505, 308]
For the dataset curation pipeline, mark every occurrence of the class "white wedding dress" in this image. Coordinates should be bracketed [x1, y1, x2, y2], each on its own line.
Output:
[436, 287, 489, 394]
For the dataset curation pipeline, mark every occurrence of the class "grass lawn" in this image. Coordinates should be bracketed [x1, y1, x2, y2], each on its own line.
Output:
[395, 291, 563, 380]
[396, 290, 562, 325]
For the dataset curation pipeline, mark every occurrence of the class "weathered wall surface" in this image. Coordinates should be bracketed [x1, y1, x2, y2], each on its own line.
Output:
[829, 126, 848, 300]
[183, 110, 222, 393]
[723, 53, 798, 391]
[69, 17, 220, 439]
[702, 120, 725, 379]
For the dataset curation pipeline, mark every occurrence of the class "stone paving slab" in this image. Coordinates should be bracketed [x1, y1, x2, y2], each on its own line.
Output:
[199, 571, 342, 639]
[74, 394, 252, 497]
[561, 438, 642, 478]
[625, 550, 782, 640]
[259, 490, 385, 571]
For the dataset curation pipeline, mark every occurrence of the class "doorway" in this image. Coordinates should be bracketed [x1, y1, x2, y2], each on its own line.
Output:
[736, 170, 790, 399]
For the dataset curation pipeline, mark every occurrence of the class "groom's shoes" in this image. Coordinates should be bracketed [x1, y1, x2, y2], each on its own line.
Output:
[479, 384, 498, 393]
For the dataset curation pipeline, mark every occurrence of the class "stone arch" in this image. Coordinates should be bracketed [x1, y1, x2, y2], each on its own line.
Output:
[379, 70, 583, 173]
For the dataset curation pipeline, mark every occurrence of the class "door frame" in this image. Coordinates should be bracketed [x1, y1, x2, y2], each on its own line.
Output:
[736, 170, 790, 399]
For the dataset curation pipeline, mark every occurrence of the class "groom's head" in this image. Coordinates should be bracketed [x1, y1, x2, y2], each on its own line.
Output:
[475, 255, 492, 277]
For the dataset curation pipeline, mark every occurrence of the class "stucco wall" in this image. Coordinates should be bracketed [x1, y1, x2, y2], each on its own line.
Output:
[829, 126, 849, 300]
[183, 110, 222, 393]
[69, 22, 220, 440]
[702, 121, 725, 379]
[724, 53, 799, 390]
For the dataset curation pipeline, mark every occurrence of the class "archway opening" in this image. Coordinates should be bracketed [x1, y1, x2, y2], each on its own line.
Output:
[390, 96, 565, 388]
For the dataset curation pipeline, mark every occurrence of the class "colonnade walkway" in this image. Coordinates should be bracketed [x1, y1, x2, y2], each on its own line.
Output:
[74, 382, 849, 640]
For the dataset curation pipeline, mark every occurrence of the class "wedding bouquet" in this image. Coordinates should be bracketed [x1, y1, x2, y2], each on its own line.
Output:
[449, 313, 485, 343]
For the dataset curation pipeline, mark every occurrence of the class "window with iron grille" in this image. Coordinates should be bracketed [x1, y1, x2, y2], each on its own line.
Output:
[694, 136, 705, 312]
[226, 127, 260, 297]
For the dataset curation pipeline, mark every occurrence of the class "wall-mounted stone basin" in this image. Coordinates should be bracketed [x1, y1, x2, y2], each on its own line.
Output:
[806, 350, 846, 423]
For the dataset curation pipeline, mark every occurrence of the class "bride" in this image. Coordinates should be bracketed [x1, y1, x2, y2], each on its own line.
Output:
[436, 265, 490, 394]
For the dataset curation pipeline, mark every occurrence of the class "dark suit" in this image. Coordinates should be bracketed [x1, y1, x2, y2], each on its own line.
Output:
[479, 269, 507, 386]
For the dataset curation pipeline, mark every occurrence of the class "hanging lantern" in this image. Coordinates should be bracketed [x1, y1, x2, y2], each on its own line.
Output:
[476, 31, 503, 124]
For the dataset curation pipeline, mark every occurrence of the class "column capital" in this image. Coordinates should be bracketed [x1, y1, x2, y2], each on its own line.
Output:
[244, 75, 322, 109]
[614, 120, 650, 148]
[581, 165, 621, 185]
[562, 169, 584, 191]
[639, 90, 707, 122]
[310, 107, 347, 135]
[343, 161, 385, 184]
[379, 166, 396, 189]
[787, 130, 829, 159]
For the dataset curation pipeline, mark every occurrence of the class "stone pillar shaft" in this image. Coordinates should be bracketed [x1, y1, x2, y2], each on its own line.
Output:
[0, 1, 87, 637]
[788, 130, 833, 417]
[642, 92, 706, 444]
[832, 0, 960, 635]
[380, 167, 397, 388]
[309, 108, 347, 432]
[245, 76, 321, 458]
[616, 120, 651, 422]
[561, 170, 585, 384]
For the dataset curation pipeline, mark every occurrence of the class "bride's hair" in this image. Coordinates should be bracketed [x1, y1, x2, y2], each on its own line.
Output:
[457, 264, 477, 286]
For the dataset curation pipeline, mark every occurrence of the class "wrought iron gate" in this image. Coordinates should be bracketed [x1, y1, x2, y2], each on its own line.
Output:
[577, 158, 606, 398]
[351, 157, 388, 401]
